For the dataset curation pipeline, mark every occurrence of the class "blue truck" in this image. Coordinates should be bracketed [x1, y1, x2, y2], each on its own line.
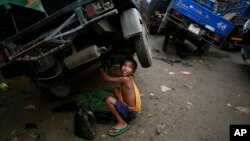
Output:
[215, 0, 250, 49]
[158, 0, 243, 53]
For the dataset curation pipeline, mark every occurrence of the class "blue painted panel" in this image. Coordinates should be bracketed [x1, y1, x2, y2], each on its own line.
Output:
[172, 0, 234, 37]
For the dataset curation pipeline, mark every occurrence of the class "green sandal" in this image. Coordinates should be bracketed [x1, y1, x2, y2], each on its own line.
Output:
[108, 125, 130, 136]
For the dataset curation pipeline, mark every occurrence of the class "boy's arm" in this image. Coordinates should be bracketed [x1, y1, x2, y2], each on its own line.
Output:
[110, 66, 116, 76]
[99, 68, 127, 83]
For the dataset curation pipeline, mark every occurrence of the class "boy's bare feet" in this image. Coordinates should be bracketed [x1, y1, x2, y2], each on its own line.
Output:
[112, 122, 127, 129]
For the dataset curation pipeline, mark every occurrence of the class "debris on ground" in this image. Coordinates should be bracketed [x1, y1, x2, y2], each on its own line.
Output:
[153, 56, 182, 66]
[169, 72, 175, 75]
[226, 103, 232, 107]
[234, 106, 250, 115]
[184, 85, 193, 89]
[156, 126, 161, 135]
[141, 130, 144, 134]
[182, 62, 193, 67]
[24, 104, 36, 111]
[149, 93, 155, 96]
[187, 102, 193, 109]
[161, 85, 172, 92]
[187, 102, 193, 106]
[181, 71, 192, 75]
[155, 124, 166, 135]
[101, 134, 107, 138]
[147, 114, 153, 117]
[29, 132, 45, 141]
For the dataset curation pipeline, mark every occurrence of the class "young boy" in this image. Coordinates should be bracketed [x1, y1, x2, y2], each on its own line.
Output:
[99, 57, 141, 136]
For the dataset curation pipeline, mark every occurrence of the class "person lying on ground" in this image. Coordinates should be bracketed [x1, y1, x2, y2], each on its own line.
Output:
[99, 57, 141, 136]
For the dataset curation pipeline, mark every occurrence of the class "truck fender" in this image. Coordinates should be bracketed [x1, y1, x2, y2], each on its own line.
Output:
[120, 8, 143, 39]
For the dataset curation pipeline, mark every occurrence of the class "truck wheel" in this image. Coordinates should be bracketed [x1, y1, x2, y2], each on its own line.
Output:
[163, 30, 171, 51]
[134, 26, 152, 68]
[163, 22, 174, 51]
[48, 79, 70, 98]
[35, 79, 70, 98]
[35, 80, 50, 89]
[220, 40, 229, 50]
[195, 41, 209, 56]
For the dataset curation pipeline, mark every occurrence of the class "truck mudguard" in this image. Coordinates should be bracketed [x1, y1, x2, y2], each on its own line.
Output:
[120, 8, 143, 38]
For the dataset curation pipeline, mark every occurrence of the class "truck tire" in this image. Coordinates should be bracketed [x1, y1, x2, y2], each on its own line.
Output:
[195, 41, 209, 56]
[35, 79, 70, 98]
[48, 79, 70, 98]
[163, 29, 171, 51]
[219, 40, 229, 50]
[134, 26, 152, 68]
[163, 22, 174, 51]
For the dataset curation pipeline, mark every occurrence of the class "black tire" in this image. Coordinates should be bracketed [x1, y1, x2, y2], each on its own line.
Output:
[163, 30, 171, 51]
[35, 80, 50, 89]
[163, 22, 174, 51]
[48, 79, 70, 98]
[241, 48, 247, 64]
[134, 26, 152, 68]
[35, 78, 70, 98]
[195, 41, 209, 56]
[149, 25, 157, 34]
[219, 39, 229, 50]
[195, 46, 206, 56]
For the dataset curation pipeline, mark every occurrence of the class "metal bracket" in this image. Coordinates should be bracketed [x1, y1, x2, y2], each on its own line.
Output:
[75, 7, 87, 25]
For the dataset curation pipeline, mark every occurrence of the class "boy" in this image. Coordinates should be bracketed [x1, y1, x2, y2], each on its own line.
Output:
[99, 57, 141, 136]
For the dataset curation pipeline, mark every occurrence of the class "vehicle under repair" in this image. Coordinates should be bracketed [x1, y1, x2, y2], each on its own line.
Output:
[0, 0, 152, 97]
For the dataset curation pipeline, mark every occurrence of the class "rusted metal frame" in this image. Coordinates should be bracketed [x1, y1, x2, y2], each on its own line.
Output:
[9, 13, 78, 60]
[16, 41, 71, 61]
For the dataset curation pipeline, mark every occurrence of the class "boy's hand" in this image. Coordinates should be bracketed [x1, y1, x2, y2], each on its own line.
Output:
[99, 68, 106, 76]
[98, 61, 103, 68]
[99, 68, 104, 74]
[100, 68, 109, 81]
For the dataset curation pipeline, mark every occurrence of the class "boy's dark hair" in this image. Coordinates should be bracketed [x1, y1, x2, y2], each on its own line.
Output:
[120, 57, 138, 72]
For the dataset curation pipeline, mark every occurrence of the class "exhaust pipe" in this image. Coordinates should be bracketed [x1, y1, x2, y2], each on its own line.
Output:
[64, 45, 106, 69]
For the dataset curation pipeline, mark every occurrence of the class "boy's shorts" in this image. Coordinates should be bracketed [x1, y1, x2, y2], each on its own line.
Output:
[114, 100, 137, 121]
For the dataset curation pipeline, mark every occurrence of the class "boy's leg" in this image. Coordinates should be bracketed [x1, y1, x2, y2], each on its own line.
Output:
[113, 87, 122, 101]
[105, 96, 127, 128]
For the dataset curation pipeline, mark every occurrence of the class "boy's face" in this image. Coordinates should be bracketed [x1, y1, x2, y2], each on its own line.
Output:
[121, 60, 134, 76]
